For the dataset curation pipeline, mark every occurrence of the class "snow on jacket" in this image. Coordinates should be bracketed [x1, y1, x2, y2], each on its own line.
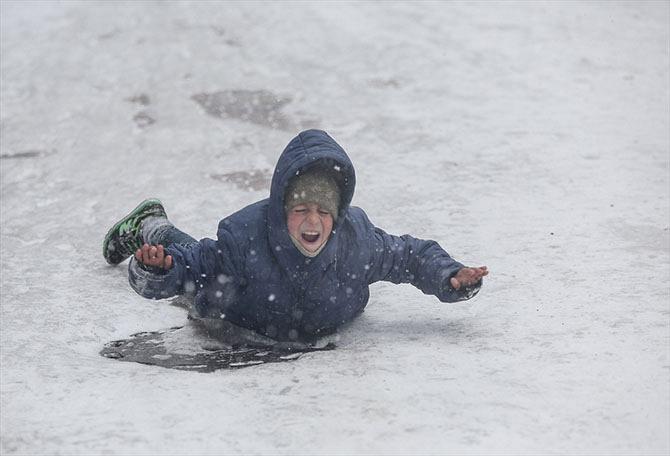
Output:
[128, 129, 480, 341]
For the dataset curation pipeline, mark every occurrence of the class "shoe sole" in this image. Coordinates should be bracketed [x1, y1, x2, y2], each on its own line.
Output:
[103, 198, 164, 265]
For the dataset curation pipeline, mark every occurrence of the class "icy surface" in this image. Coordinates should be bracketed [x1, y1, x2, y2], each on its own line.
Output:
[1, 1, 669, 454]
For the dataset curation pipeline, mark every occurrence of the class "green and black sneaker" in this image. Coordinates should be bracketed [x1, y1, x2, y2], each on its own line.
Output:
[103, 199, 167, 265]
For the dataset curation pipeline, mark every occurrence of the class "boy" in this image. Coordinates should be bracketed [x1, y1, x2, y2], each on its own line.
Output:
[103, 130, 488, 342]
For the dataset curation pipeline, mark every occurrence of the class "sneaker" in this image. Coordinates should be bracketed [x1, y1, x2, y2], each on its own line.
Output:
[103, 199, 167, 265]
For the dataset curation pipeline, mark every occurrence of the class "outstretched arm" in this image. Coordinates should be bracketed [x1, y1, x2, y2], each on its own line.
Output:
[364, 220, 487, 302]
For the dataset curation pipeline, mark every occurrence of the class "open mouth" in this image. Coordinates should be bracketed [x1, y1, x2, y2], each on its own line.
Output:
[301, 231, 320, 243]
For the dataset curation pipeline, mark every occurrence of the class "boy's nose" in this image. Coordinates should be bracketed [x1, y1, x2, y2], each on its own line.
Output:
[306, 210, 320, 223]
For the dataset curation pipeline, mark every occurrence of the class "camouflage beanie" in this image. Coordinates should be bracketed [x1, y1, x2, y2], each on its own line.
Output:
[284, 169, 341, 220]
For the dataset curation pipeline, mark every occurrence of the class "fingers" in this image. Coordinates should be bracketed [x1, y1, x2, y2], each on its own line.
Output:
[137, 244, 171, 269]
[144, 244, 157, 265]
[450, 277, 461, 290]
[139, 244, 151, 263]
[150, 244, 163, 265]
[469, 266, 489, 278]
[461, 269, 477, 286]
[453, 266, 490, 288]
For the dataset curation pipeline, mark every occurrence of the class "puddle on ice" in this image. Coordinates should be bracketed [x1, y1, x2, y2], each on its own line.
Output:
[369, 77, 402, 88]
[100, 323, 336, 372]
[125, 94, 151, 106]
[0, 149, 55, 160]
[191, 89, 293, 130]
[133, 111, 155, 128]
[209, 169, 271, 191]
[151, 354, 172, 360]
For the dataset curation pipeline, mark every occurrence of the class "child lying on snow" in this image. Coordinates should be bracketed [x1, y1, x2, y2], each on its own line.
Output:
[103, 129, 488, 342]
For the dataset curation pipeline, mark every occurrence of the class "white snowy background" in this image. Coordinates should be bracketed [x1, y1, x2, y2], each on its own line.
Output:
[1, 1, 668, 454]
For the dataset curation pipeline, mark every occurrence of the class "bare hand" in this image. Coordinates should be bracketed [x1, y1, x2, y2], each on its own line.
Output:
[450, 266, 488, 290]
[134, 243, 173, 270]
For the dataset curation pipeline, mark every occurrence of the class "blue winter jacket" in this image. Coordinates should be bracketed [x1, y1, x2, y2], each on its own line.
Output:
[129, 130, 480, 341]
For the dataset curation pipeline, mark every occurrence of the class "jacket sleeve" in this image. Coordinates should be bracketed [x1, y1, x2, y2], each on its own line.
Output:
[128, 235, 237, 300]
[363, 217, 481, 303]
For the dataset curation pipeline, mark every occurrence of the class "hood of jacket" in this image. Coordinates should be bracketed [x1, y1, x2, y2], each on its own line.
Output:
[267, 129, 356, 277]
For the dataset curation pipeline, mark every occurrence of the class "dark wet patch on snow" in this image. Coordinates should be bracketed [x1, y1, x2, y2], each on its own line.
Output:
[369, 78, 402, 89]
[126, 94, 151, 106]
[97, 29, 120, 40]
[0, 149, 55, 160]
[208, 27, 240, 46]
[100, 325, 336, 372]
[133, 111, 155, 128]
[224, 38, 241, 47]
[210, 25, 226, 36]
[191, 90, 294, 130]
[210, 169, 271, 191]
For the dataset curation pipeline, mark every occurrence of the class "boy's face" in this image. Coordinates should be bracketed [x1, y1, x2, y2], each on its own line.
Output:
[286, 203, 334, 253]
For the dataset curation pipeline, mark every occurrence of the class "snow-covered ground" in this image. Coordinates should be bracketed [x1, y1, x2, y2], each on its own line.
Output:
[1, 1, 668, 454]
